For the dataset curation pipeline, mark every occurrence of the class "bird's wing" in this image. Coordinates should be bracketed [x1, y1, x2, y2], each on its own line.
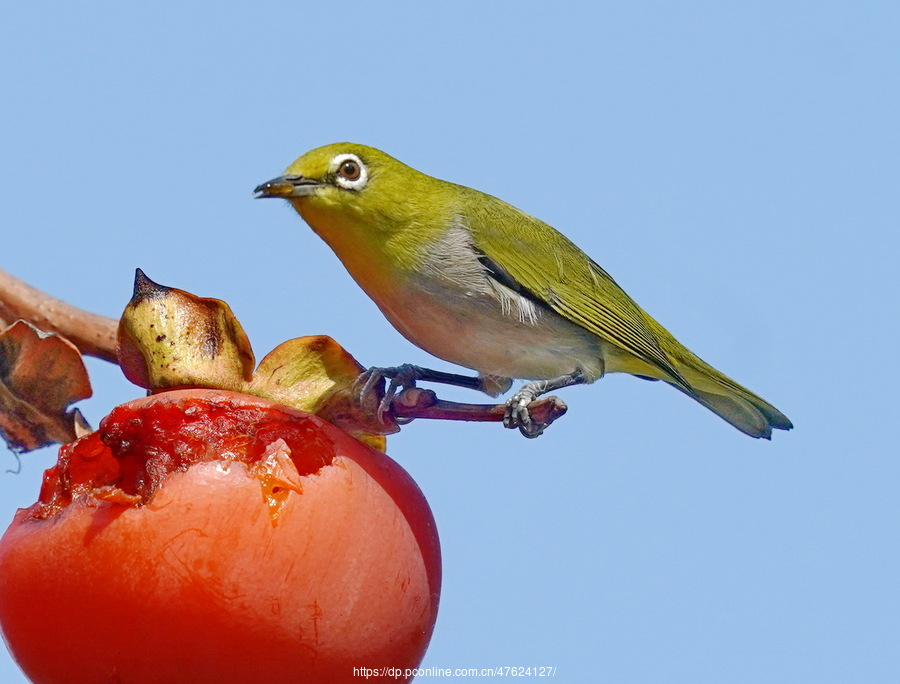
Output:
[463, 193, 693, 392]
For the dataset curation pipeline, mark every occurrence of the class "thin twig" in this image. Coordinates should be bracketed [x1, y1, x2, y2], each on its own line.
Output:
[392, 387, 568, 433]
[0, 268, 118, 363]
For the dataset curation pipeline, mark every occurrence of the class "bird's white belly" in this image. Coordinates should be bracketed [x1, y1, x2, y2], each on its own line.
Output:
[371, 275, 606, 381]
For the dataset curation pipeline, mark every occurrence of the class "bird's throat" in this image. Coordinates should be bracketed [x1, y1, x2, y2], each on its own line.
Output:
[293, 201, 406, 303]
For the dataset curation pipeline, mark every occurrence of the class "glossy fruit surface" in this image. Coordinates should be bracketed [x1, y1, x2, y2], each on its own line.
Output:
[0, 389, 440, 684]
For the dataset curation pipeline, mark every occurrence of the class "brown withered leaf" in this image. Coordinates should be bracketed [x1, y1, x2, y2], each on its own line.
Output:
[0, 320, 92, 453]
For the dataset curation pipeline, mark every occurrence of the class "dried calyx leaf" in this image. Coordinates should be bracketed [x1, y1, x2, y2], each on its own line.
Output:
[250, 336, 396, 443]
[117, 270, 390, 449]
[0, 320, 92, 453]
[117, 269, 255, 392]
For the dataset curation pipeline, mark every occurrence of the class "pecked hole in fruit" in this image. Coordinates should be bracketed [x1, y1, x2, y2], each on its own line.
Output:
[248, 438, 305, 524]
[30, 392, 338, 521]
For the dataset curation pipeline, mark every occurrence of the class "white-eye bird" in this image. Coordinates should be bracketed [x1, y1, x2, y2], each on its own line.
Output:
[255, 143, 792, 439]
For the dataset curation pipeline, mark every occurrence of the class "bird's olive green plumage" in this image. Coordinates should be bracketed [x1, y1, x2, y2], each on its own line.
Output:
[255, 143, 792, 438]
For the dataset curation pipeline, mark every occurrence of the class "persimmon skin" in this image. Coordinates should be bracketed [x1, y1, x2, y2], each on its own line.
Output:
[0, 390, 440, 684]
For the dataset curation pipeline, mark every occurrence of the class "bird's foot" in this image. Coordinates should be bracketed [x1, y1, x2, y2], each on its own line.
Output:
[503, 384, 547, 438]
[355, 363, 493, 423]
[503, 370, 589, 438]
[354, 364, 425, 425]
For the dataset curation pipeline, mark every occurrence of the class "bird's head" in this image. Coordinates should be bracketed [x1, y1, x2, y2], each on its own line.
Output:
[255, 143, 460, 276]
[254, 143, 438, 226]
[255, 143, 372, 201]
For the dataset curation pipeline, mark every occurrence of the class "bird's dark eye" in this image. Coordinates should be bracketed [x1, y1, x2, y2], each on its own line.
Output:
[338, 159, 361, 181]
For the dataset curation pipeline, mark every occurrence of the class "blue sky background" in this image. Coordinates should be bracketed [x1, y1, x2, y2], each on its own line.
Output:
[2, 2, 898, 682]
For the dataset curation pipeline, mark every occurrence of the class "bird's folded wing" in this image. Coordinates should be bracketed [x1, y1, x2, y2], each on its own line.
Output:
[464, 197, 692, 393]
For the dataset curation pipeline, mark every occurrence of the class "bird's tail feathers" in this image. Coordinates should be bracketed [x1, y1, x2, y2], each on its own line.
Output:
[669, 350, 792, 439]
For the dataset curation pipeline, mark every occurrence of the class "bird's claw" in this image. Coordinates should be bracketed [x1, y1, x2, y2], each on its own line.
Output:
[354, 364, 423, 425]
[503, 388, 546, 438]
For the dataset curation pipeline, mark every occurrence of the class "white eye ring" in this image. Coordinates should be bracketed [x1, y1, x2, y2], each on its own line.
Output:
[332, 153, 368, 191]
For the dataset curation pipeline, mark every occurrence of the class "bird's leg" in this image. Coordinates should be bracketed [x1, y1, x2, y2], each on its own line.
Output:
[505, 369, 589, 438]
[356, 363, 495, 423]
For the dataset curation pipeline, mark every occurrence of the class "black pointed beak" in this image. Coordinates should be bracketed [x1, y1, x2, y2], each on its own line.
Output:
[253, 175, 324, 199]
